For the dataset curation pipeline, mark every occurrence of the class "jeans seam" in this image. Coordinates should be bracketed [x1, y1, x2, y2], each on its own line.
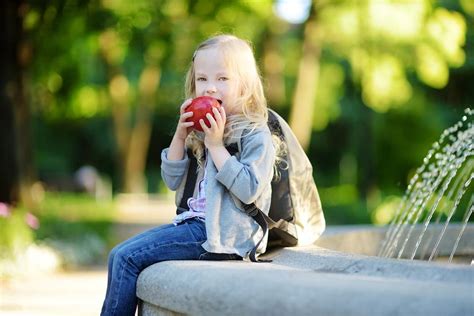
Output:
[186, 222, 199, 242]
[109, 253, 128, 315]
[184, 220, 206, 243]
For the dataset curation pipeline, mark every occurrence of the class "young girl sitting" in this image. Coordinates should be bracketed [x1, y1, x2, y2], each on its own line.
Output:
[101, 34, 278, 316]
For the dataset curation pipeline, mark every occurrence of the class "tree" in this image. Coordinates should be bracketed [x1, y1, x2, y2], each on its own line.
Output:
[0, 0, 36, 207]
[287, 0, 468, 150]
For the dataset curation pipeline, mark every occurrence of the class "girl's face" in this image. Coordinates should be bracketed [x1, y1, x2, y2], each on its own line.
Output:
[193, 47, 241, 115]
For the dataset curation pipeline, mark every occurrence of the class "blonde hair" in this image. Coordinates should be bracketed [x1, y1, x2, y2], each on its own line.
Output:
[183, 34, 286, 176]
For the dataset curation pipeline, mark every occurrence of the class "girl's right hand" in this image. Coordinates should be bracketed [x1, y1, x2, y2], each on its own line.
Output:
[174, 99, 194, 140]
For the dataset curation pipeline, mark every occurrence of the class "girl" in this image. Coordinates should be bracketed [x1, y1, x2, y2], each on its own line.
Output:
[101, 34, 277, 316]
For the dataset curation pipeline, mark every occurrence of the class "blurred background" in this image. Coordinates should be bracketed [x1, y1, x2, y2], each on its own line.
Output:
[0, 0, 473, 313]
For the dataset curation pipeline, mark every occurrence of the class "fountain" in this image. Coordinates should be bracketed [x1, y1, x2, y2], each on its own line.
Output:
[317, 108, 473, 265]
[378, 108, 473, 263]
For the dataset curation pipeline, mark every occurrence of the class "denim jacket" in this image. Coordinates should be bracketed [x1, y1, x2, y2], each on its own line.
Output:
[161, 125, 275, 259]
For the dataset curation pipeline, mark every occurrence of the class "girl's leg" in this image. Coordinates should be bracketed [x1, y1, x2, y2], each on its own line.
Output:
[101, 223, 175, 314]
[100, 218, 206, 316]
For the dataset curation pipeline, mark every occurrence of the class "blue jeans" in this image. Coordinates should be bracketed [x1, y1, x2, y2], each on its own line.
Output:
[100, 218, 207, 316]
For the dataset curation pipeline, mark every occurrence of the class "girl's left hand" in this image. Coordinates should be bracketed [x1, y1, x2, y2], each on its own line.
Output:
[201, 106, 226, 149]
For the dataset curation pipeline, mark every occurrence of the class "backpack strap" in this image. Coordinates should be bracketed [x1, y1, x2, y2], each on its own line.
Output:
[243, 204, 272, 262]
[177, 148, 199, 214]
[177, 144, 240, 214]
[268, 109, 284, 140]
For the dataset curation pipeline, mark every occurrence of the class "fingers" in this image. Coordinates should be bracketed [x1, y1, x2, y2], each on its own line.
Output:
[180, 99, 193, 114]
[206, 113, 217, 130]
[181, 111, 193, 121]
[209, 107, 226, 126]
[200, 114, 217, 133]
[219, 106, 226, 121]
[182, 121, 194, 128]
[211, 107, 222, 125]
[199, 119, 209, 132]
[201, 107, 226, 137]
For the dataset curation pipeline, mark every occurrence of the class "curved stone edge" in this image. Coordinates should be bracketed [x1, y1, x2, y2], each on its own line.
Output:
[315, 224, 474, 259]
[137, 246, 474, 316]
[268, 246, 474, 283]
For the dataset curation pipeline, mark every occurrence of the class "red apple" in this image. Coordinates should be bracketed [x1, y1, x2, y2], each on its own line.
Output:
[185, 96, 222, 132]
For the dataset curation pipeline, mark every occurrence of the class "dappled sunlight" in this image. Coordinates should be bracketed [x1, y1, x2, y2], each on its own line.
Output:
[23, 8, 40, 30]
[368, 1, 426, 42]
[413, 7, 467, 89]
[320, 6, 358, 44]
[427, 8, 466, 67]
[461, 0, 474, 16]
[46, 73, 62, 93]
[416, 43, 450, 89]
[319, 185, 358, 207]
[72, 86, 101, 118]
[109, 74, 129, 102]
[99, 29, 127, 65]
[362, 54, 412, 112]
[160, 0, 188, 19]
[139, 66, 160, 96]
[372, 196, 402, 225]
[318, 0, 467, 113]
[312, 63, 344, 130]
[101, 0, 154, 17]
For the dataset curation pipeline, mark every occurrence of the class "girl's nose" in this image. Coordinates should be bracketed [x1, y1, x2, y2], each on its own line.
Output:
[206, 83, 216, 94]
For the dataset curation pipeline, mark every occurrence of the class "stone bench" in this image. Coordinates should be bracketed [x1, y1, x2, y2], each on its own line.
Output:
[137, 242, 473, 315]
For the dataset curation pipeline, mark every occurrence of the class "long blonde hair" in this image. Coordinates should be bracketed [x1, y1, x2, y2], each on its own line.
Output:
[183, 34, 286, 174]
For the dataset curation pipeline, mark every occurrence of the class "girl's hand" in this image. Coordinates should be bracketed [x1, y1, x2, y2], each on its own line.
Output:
[174, 99, 194, 141]
[201, 106, 226, 149]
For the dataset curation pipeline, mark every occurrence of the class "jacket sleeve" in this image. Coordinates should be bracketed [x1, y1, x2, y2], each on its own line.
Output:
[215, 127, 275, 204]
[160, 148, 189, 191]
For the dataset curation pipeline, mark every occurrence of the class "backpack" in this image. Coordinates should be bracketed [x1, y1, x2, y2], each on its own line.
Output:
[177, 109, 325, 261]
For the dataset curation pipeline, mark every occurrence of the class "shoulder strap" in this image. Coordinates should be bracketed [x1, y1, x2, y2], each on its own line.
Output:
[243, 204, 272, 262]
[268, 109, 285, 141]
[177, 149, 198, 214]
[177, 144, 240, 214]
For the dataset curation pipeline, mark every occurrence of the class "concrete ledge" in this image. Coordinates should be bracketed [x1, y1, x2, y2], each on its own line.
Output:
[315, 224, 474, 259]
[137, 246, 473, 316]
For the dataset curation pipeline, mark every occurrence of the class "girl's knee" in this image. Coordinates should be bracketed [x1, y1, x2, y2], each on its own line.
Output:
[110, 246, 135, 267]
[108, 243, 125, 264]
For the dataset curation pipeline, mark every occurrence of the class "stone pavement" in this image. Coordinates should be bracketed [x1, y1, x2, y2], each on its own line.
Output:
[0, 268, 107, 316]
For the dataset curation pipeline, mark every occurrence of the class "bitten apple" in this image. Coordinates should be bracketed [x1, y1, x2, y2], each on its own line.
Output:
[185, 96, 222, 132]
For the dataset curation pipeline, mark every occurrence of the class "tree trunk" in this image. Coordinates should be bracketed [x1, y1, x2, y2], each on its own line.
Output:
[123, 66, 160, 193]
[0, 0, 20, 204]
[288, 2, 322, 151]
[105, 63, 160, 194]
[261, 18, 287, 108]
[0, 0, 35, 207]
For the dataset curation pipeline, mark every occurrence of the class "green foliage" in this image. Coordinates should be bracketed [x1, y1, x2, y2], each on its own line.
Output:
[0, 207, 35, 261]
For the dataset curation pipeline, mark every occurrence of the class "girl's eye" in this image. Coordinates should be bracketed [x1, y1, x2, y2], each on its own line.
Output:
[219, 77, 229, 81]
[196, 77, 206, 81]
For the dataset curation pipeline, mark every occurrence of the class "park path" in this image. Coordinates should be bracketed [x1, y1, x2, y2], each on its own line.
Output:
[1, 268, 107, 316]
[0, 195, 176, 316]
